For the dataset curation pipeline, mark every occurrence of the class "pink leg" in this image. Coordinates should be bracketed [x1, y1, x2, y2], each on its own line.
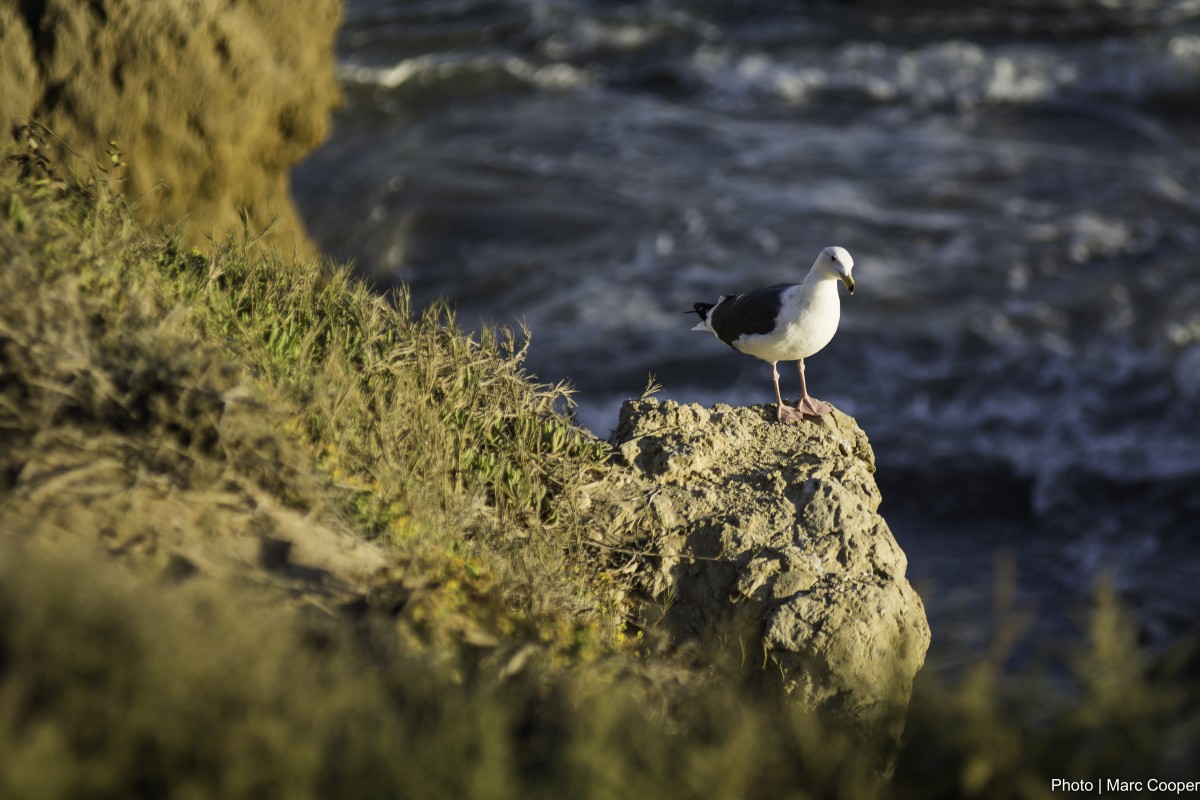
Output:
[771, 362, 786, 420]
[793, 359, 832, 417]
[772, 362, 808, 423]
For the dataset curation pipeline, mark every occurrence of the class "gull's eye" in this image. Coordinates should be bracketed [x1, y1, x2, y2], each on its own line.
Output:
[831, 253, 838, 262]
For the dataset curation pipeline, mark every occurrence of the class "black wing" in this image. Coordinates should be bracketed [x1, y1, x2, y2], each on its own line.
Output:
[708, 285, 793, 348]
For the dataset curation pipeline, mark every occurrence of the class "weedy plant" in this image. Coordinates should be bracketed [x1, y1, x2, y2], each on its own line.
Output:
[2, 122, 623, 657]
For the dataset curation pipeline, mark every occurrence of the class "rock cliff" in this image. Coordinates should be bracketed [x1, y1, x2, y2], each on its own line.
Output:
[0, 0, 342, 251]
[586, 398, 930, 746]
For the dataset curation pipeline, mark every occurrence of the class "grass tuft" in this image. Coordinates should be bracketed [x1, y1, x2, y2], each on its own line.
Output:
[2, 124, 624, 659]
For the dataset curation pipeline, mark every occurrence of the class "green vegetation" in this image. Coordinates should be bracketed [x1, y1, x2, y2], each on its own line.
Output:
[1, 129, 1197, 798]
[2, 124, 620, 661]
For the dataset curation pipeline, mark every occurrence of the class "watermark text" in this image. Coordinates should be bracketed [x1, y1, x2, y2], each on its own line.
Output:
[1051, 778, 1200, 794]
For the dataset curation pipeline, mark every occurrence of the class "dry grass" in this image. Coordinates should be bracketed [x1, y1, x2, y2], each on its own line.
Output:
[2, 123, 622, 659]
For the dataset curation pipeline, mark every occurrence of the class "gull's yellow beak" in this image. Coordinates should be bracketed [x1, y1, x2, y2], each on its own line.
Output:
[841, 275, 855, 295]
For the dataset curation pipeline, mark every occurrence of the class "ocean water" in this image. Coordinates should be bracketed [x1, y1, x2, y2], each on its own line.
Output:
[293, 0, 1200, 662]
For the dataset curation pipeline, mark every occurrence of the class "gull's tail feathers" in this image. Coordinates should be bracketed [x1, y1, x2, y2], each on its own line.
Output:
[689, 302, 715, 331]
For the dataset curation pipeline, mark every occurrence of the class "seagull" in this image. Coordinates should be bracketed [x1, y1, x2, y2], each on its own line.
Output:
[690, 246, 855, 423]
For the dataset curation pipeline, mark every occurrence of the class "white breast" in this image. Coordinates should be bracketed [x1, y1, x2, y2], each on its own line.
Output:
[732, 281, 841, 363]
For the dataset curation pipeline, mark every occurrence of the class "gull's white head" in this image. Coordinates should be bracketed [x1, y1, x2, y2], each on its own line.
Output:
[812, 245, 855, 295]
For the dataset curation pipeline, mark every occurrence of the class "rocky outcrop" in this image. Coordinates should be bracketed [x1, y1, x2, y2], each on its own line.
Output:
[0, 0, 342, 251]
[587, 398, 930, 746]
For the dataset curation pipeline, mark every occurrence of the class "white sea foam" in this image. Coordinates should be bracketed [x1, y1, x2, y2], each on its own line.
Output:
[691, 35, 1200, 110]
[339, 53, 596, 92]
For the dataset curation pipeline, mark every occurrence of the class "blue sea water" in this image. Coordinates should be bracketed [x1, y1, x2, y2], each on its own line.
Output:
[293, 0, 1200, 663]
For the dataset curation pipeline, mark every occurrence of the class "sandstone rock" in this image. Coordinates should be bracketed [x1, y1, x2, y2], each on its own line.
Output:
[0, 0, 342, 252]
[592, 398, 930, 747]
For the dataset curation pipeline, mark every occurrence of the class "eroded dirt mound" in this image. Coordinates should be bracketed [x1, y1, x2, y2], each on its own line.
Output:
[0, 0, 341, 251]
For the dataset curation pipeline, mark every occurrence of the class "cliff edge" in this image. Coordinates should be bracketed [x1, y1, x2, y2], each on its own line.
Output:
[587, 398, 931, 744]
